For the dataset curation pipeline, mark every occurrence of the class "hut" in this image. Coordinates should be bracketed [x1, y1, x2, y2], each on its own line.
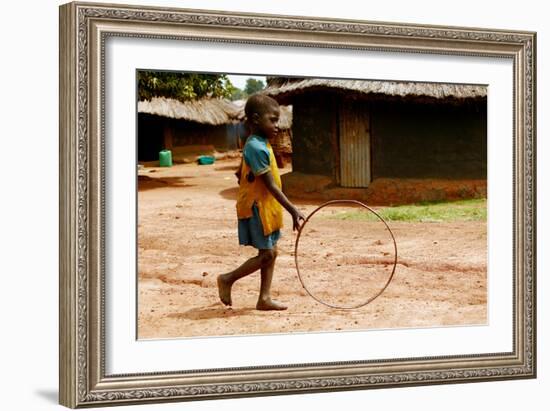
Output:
[232, 99, 294, 167]
[264, 77, 487, 204]
[269, 104, 293, 167]
[137, 97, 240, 163]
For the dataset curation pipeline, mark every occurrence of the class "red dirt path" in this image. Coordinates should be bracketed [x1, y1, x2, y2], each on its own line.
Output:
[137, 158, 487, 339]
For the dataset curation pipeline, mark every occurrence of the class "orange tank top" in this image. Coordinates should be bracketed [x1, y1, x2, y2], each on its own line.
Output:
[236, 137, 283, 236]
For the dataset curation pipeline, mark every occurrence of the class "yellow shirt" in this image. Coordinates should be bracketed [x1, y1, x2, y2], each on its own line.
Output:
[236, 135, 283, 236]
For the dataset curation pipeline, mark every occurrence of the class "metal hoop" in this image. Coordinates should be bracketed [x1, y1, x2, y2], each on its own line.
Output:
[294, 200, 398, 310]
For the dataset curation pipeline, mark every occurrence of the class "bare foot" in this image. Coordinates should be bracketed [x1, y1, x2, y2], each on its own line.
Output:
[256, 298, 288, 311]
[217, 275, 232, 306]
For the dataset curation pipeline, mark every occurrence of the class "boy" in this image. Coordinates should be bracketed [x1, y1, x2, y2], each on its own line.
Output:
[217, 94, 305, 311]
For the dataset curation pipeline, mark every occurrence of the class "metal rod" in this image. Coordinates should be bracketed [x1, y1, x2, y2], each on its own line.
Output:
[294, 200, 398, 310]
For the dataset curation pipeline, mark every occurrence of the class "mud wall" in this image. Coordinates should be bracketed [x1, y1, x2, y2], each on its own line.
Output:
[172, 120, 237, 151]
[289, 93, 486, 182]
[371, 99, 487, 179]
[137, 113, 164, 161]
[290, 93, 337, 177]
[138, 113, 239, 161]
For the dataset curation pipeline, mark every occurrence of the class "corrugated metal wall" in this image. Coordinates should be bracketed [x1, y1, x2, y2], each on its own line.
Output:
[339, 101, 371, 187]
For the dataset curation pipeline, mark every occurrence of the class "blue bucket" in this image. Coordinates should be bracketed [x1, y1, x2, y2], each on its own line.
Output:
[197, 155, 215, 165]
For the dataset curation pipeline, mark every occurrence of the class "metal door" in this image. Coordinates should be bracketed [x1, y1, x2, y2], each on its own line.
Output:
[339, 101, 371, 187]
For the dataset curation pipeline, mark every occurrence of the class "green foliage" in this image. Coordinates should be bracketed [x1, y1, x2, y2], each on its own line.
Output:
[227, 77, 267, 101]
[327, 199, 487, 223]
[229, 87, 247, 101]
[138, 71, 235, 102]
[244, 78, 265, 95]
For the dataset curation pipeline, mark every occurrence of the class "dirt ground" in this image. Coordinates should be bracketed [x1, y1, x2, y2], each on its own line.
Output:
[137, 157, 487, 339]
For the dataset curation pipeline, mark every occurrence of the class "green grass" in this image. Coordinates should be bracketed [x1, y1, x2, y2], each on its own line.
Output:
[326, 198, 487, 223]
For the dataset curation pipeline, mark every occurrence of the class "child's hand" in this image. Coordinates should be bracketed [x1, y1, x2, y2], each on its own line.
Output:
[291, 208, 306, 232]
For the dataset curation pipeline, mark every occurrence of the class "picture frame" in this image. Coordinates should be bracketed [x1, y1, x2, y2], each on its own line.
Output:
[59, 1, 536, 408]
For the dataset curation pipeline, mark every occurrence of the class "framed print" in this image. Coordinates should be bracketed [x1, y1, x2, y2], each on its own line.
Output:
[59, 1, 537, 408]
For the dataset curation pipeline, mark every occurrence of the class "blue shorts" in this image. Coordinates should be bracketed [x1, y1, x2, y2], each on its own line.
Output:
[238, 203, 281, 250]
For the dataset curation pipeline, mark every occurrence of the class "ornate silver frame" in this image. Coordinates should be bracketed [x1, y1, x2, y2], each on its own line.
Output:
[59, 1, 536, 408]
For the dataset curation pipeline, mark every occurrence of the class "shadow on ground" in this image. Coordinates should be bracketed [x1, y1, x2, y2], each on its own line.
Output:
[218, 186, 239, 200]
[167, 304, 256, 320]
[138, 175, 196, 191]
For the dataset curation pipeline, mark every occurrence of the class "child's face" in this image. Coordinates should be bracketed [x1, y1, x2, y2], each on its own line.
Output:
[254, 104, 280, 140]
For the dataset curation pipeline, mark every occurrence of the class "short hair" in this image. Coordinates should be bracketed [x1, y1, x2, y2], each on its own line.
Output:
[244, 93, 279, 120]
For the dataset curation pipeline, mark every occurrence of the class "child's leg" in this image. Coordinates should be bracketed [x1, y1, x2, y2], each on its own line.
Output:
[217, 253, 264, 306]
[256, 247, 287, 311]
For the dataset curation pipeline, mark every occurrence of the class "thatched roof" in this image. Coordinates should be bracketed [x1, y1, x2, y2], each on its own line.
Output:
[138, 97, 239, 125]
[232, 99, 293, 130]
[264, 78, 487, 102]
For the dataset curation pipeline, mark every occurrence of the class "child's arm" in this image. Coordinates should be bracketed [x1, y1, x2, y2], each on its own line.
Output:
[260, 171, 305, 231]
[235, 158, 243, 183]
